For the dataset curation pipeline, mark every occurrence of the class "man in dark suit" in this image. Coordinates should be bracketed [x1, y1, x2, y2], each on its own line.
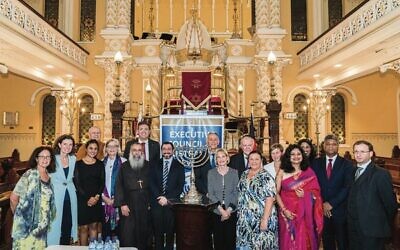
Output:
[312, 134, 354, 250]
[194, 132, 219, 195]
[229, 135, 266, 178]
[149, 142, 185, 250]
[348, 140, 398, 250]
[124, 121, 160, 166]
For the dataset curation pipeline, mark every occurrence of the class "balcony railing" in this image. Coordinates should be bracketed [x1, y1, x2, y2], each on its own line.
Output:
[298, 0, 400, 69]
[0, 0, 88, 68]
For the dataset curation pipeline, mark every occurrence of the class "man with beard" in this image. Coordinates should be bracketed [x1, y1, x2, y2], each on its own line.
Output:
[114, 142, 150, 249]
[149, 142, 185, 250]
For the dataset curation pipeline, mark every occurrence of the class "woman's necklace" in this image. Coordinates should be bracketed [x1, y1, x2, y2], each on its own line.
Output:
[217, 165, 228, 175]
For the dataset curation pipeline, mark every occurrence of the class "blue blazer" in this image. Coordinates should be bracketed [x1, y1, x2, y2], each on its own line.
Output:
[47, 154, 78, 245]
[149, 158, 185, 206]
[312, 155, 354, 222]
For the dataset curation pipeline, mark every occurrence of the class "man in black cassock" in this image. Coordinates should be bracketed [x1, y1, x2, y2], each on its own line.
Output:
[114, 142, 150, 249]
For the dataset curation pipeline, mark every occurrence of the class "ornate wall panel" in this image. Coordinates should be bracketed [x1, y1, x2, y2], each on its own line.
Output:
[331, 94, 346, 143]
[41, 95, 56, 145]
[78, 95, 94, 143]
[291, 0, 307, 41]
[44, 0, 59, 28]
[80, 0, 96, 41]
[294, 94, 309, 141]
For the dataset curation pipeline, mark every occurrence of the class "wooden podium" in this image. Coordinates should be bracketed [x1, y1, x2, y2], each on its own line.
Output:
[172, 200, 217, 250]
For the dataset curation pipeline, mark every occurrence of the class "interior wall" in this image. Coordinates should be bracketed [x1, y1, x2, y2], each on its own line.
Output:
[0, 73, 48, 160]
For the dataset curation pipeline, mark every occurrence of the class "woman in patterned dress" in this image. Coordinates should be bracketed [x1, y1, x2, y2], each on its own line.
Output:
[236, 151, 279, 250]
[10, 146, 56, 249]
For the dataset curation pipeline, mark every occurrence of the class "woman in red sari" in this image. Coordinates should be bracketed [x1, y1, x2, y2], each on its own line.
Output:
[276, 144, 323, 250]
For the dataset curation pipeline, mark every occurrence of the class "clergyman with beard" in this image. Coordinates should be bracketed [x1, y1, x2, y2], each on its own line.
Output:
[114, 142, 150, 249]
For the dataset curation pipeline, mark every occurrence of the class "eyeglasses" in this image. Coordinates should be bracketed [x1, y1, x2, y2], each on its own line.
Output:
[353, 150, 370, 155]
[37, 155, 51, 160]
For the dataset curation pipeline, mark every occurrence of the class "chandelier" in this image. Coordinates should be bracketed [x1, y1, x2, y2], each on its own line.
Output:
[186, 6, 203, 61]
[51, 81, 84, 134]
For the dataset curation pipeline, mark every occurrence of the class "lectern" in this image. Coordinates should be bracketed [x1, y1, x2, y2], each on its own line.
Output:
[172, 199, 216, 250]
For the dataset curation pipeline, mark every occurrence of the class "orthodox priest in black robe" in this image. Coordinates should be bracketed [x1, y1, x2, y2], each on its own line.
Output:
[114, 142, 150, 249]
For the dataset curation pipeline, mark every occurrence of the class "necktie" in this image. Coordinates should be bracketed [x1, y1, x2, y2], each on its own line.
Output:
[140, 142, 146, 160]
[162, 160, 169, 194]
[355, 167, 363, 180]
[245, 155, 249, 169]
[327, 159, 333, 179]
[210, 153, 216, 169]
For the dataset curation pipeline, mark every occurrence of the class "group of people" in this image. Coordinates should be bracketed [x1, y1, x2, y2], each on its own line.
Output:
[9, 122, 398, 250]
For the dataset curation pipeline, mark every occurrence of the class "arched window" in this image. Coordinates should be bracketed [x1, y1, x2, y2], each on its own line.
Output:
[44, 0, 59, 28]
[79, 95, 94, 143]
[331, 94, 346, 144]
[80, 0, 96, 41]
[42, 95, 56, 145]
[294, 94, 309, 141]
[291, 0, 307, 41]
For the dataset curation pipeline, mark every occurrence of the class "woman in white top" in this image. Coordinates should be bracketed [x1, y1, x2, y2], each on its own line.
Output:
[102, 138, 127, 239]
[264, 143, 284, 179]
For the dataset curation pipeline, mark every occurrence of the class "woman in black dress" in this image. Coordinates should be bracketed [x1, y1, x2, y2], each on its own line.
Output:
[74, 139, 105, 245]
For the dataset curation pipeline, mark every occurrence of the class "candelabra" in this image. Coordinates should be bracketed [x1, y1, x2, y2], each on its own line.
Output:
[51, 81, 83, 135]
[305, 87, 336, 155]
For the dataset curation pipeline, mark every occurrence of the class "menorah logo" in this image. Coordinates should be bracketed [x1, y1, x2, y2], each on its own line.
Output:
[174, 144, 209, 204]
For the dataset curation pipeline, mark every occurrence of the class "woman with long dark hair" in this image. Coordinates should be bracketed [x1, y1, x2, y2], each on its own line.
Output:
[276, 144, 323, 250]
[47, 134, 79, 245]
[74, 139, 105, 245]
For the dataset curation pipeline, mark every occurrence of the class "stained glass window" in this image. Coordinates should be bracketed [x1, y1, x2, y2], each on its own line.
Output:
[79, 95, 94, 143]
[44, 0, 59, 28]
[294, 94, 309, 141]
[291, 0, 307, 41]
[80, 0, 96, 42]
[328, 0, 342, 28]
[331, 94, 346, 144]
[42, 95, 56, 146]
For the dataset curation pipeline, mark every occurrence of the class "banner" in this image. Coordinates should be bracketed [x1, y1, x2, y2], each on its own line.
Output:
[160, 115, 224, 193]
[181, 72, 211, 110]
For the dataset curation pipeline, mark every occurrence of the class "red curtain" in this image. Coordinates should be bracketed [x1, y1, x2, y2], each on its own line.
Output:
[181, 72, 211, 110]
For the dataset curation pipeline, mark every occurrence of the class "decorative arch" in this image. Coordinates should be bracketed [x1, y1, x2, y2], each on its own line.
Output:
[286, 85, 312, 105]
[75, 86, 103, 107]
[336, 86, 358, 105]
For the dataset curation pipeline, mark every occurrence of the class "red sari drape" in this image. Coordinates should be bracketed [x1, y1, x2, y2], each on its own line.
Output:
[278, 167, 323, 250]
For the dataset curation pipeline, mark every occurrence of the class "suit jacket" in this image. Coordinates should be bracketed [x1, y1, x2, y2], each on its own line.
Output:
[149, 158, 185, 207]
[312, 155, 354, 221]
[228, 153, 267, 178]
[347, 162, 398, 237]
[123, 138, 160, 166]
[194, 154, 212, 195]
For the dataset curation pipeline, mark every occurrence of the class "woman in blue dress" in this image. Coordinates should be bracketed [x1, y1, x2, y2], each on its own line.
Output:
[236, 151, 278, 249]
[47, 134, 78, 245]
